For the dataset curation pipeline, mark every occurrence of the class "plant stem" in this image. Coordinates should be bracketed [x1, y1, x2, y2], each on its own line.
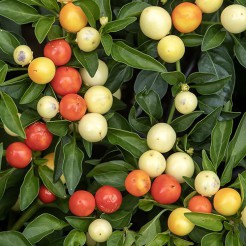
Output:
[11, 200, 42, 231]
[3, 73, 29, 84]
[202, 21, 221, 25]
[8, 68, 28, 72]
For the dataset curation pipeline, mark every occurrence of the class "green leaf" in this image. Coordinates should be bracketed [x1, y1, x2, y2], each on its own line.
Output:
[239, 174, 246, 209]
[101, 33, 113, 56]
[173, 236, 194, 246]
[0, 61, 8, 83]
[64, 229, 86, 246]
[92, 0, 112, 21]
[0, 0, 41, 24]
[107, 231, 124, 246]
[210, 119, 233, 170]
[38, 165, 67, 199]
[20, 167, 39, 211]
[202, 24, 226, 51]
[73, 46, 98, 77]
[220, 157, 235, 186]
[23, 213, 68, 243]
[146, 232, 169, 246]
[0, 92, 25, 138]
[107, 112, 132, 132]
[235, 0, 246, 6]
[189, 107, 222, 142]
[0, 143, 3, 170]
[0, 30, 20, 55]
[107, 128, 149, 158]
[101, 210, 132, 229]
[181, 34, 203, 47]
[136, 210, 165, 246]
[20, 82, 45, 104]
[75, 0, 100, 28]
[111, 41, 166, 73]
[226, 113, 246, 166]
[118, 2, 150, 19]
[102, 17, 137, 34]
[229, 170, 246, 189]
[20, 109, 40, 127]
[202, 150, 215, 172]
[124, 230, 137, 246]
[63, 140, 84, 195]
[138, 199, 154, 212]
[184, 213, 226, 231]
[34, 16, 56, 44]
[161, 71, 186, 85]
[0, 231, 32, 246]
[225, 230, 241, 246]
[233, 38, 246, 68]
[186, 72, 216, 84]
[17, 0, 43, 6]
[134, 70, 168, 99]
[201, 232, 223, 246]
[136, 89, 163, 123]
[47, 25, 63, 41]
[40, 0, 59, 12]
[191, 76, 231, 95]
[0, 168, 15, 200]
[65, 216, 94, 231]
[46, 120, 70, 137]
[171, 111, 203, 133]
[82, 139, 93, 158]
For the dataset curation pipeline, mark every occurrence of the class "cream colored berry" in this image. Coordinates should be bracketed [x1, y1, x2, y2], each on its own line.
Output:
[174, 91, 198, 114]
[13, 45, 33, 66]
[195, 0, 223, 14]
[37, 96, 59, 119]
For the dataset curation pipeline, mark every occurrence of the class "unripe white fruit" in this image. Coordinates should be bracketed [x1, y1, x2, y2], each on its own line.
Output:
[78, 113, 108, 142]
[147, 123, 176, 153]
[76, 27, 101, 52]
[37, 96, 59, 119]
[195, 0, 223, 14]
[221, 4, 246, 34]
[84, 86, 113, 114]
[80, 59, 108, 86]
[194, 170, 220, 197]
[13, 45, 33, 66]
[139, 150, 166, 178]
[140, 6, 172, 40]
[165, 152, 195, 183]
[4, 113, 21, 137]
[174, 91, 198, 115]
[241, 206, 246, 227]
[88, 219, 112, 243]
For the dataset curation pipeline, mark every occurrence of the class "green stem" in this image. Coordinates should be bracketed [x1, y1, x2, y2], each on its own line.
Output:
[3, 73, 29, 84]
[8, 68, 28, 72]
[202, 21, 221, 25]
[11, 200, 42, 231]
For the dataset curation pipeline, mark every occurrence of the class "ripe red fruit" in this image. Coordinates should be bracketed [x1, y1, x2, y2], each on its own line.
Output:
[6, 142, 32, 168]
[95, 186, 123, 214]
[188, 195, 213, 213]
[151, 174, 181, 204]
[38, 185, 56, 204]
[69, 190, 96, 217]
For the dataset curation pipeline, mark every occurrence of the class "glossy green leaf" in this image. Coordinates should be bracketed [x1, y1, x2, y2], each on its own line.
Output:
[189, 107, 222, 142]
[161, 71, 186, 85]
[0, 0, 41, 24]
[138, 199, 154, 212]
[102, 17, 137, 34]
[134, 70, 168, 99]
[0, 30, 20, 55]
[171, 111, 203, 133]
[34, 16, 55, 44]
[233, 38, 246, 68]
[186, 72, 216, 84]
[82, 139, 92, 158]
[181, 34, 203, 47]
[202, 150, 215, 172]
[229, 170, 246, 189]
[92, 0, 112, 21]
[235, 0, 246, 6]
[38, 165, 67, 199]
[202, 24, 226, 51]
[210, 119, 233, 170]
[0, 168, 14, 200]
[0, 92, 25, 138]
[225, 230, 241, 246]
[40, 0, 59, 12]
[47, 25, 63, 41]
[63, 140, 84, 195]
[107, 230, 124, 246]
[18, 0, 43, 6]
[64, 229, 86, 246]
[107, 128, 149, 158]
[184, 213, 226, 231]
[20, 167, 39, 211]
[201, 232, 223, 246]
[19, 82, 45, 104]
[65, 216, 94, 231]
[101, 33, 113, 56]
[107, 112, 132, 131]
[239, 174, 246, 209]
[20, 109, 40, 127]
[101, 210, 132, 229]
[23, 213, 68, 243]
[146, 232, 169, 246]
[172, 237, 194, 246]
[73, 46, 98, 77]
[75, 0, 100, 28]
[136, 89, 163, 123]
[118, 2, 150, 19]
[111, 41, 166, 73]
[191, 76, 231, 95]
[0, 61, 8, 83]
[220, 157, 235, 186]
[136, 210, 165, 246]
[124, 230, 137, 246]
[46, 120, 70, 137]
[0, 231, 32, 246]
